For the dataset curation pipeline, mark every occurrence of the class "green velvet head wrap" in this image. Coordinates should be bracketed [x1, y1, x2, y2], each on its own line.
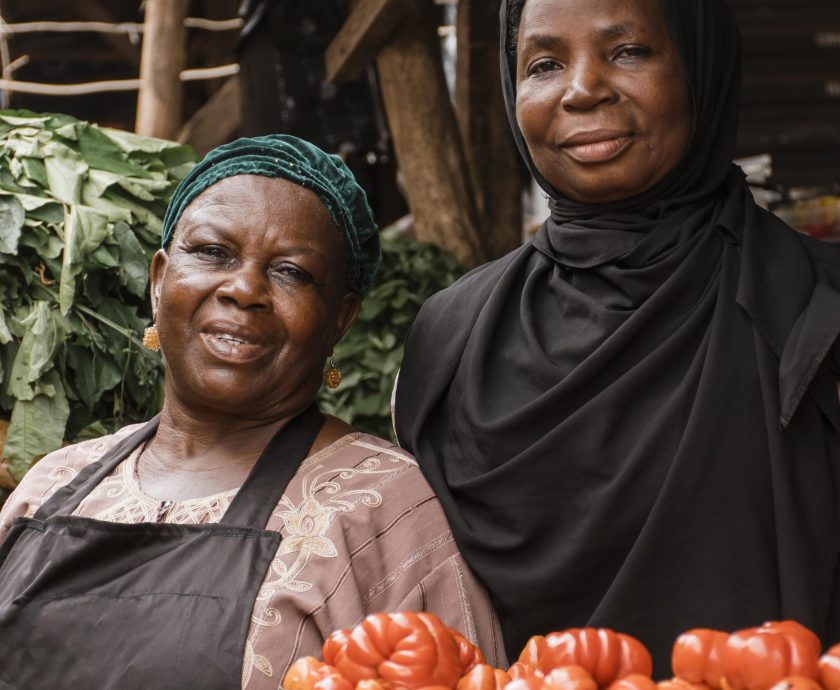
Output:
[161, 134, 380, 294]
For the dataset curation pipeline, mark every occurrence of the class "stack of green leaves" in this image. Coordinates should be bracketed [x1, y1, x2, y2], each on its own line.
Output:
[317, 227, 464, 440]
[0, 110, 196, 487]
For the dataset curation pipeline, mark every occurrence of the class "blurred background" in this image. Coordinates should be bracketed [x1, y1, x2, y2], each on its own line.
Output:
[0, 0, 836, 248]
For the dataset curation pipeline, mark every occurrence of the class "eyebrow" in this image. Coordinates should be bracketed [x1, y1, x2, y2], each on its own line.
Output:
[520, 23, 640, 52]
[179, 220, 330, 260]
[597, 23, 638, 40]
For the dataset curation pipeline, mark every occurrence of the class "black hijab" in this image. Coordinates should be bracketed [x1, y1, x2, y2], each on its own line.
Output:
[395, 0, 840, 675]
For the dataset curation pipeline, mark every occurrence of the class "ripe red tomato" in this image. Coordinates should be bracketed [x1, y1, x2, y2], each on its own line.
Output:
[671, 629, 728, 688]
[722, 622, 821, 690]
[522, 628, 653, 687]
[818, 643, 840, 690]
[321, 612, 462, 689]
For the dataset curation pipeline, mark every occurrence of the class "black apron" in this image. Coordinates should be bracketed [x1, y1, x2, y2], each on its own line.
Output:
[0, 404, 324, 689]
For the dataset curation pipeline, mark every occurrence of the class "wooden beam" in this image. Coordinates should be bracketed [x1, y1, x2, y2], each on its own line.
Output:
[178, 76, 241, 158]
[135, 0, 189, 140]
[456, 0, 525, 259]
[325, 0, 408, 82]
[375, 0, 487, 268]
[65, 0, 142, 66]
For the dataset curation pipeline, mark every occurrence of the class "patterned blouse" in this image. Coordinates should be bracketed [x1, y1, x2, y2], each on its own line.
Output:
[0, 425, 505, 689]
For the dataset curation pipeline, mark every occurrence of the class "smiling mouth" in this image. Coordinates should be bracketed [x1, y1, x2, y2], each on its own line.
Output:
[201, 331, 266, 361]
[562, 135, 633, 163]
[213, 332, 249, 345]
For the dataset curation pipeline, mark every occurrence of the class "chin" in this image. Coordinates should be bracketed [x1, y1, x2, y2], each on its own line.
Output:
[561, 178, 657, 205]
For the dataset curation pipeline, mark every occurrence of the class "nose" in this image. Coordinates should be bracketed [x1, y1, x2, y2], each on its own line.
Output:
[215, 262, 272, 311]
[561, 57, 615, 111]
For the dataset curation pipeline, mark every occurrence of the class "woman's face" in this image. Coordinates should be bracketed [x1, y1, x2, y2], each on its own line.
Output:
[514, 0, 692, 204]
[149, 175, 361, 420]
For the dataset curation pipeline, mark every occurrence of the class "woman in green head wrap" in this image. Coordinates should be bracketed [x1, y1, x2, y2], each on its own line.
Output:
[0, 135, 503, 689]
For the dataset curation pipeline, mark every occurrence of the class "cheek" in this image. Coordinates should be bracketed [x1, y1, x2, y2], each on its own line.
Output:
[516, 87, 551, 146]
[654, 93, 691, 164]
[280, 302, 333, 356]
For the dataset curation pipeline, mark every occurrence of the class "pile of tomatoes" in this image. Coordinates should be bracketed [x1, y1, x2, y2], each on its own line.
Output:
[282, 614, 840, 690]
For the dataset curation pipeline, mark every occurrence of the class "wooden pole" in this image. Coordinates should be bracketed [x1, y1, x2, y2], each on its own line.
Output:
[375, 1, 487, 268]
[178, 76, 241, 157]
[325, 0, 408, 82]
[456, 0, 525, 259]
[135, 0, 188, 139]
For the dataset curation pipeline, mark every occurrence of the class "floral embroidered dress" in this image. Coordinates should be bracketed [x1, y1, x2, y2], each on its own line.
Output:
[0, 426, 505, 689]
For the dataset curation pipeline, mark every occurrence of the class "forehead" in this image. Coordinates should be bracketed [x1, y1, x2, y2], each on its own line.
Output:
[177, 174, 342, 249]
[519, 0, 670, 43]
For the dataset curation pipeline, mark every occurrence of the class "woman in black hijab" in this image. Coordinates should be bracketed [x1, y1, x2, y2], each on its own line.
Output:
[394, 0, 840, 676]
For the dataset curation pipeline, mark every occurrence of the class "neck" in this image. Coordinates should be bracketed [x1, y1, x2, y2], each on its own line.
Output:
[149, 393, 310, 472]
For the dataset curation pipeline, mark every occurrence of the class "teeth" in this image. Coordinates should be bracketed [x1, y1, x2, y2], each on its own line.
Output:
[214, 333, 248, 345]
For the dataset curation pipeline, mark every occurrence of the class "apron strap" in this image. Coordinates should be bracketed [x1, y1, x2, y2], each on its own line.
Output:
[34, 416, 161, 521]
[220, 404, 325, 527]
[33, 405, 323, 529]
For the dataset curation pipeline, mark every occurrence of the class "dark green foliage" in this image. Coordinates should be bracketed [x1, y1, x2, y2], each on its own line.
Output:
[317, 228, 464, 440]
[0, 110, 195, 483]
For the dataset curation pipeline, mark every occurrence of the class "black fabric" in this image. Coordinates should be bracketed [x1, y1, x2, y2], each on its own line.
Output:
[0, 405, 324, 689]
[394, 0, 840, 675]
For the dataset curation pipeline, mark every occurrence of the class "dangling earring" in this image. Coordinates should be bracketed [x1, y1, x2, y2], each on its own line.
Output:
[143, 324, 160, 351]
[323, 357, 342, 389]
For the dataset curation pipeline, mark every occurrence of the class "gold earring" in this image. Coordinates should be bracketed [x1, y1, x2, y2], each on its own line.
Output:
[323, 357, 341, 389]
[143, 324, 160, 351]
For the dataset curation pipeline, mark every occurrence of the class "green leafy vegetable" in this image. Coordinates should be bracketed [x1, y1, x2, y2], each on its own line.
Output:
[0, 109, 195, 487]
[317, 227, 463, 440]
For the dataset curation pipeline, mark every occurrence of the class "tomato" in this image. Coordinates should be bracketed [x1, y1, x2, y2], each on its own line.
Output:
[672, 629, 728, 688]
[604, 674, 657, 690]
[356, 681, 392, 690]
[312, 669, 353, 690]
[657, 677, 713, 690]
[542, 665, 599, 690]
[819, 644, 840, 690]
[449, 628, 486, 672]
[321, 612, 463, 689]
[722, 622, 821, 690]
[509, 663, 539, 680]
[527, 628, 653, 687]
[283, 656, 327, 690]
[756, 623, 821, 658]
[767, 677, 824, 690]
[519, 638, 549, 670]
[505, 677, 547, 690]
[456, 664, 512, 690]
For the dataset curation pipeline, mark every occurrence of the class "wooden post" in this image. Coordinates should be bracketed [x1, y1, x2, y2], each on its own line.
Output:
[325, 0, 409, 82]
[456, 0, 525, 259]
[135, 0, 188, 139]
[178, 76, 241, 157]
[375, 1, 487, 268]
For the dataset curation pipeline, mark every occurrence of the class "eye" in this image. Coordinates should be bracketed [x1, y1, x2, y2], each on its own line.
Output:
[270, 263, 313, 284]
[527, 58, 563, 76]
[613, 45, 651, 61]
[194, 244, 232, 261]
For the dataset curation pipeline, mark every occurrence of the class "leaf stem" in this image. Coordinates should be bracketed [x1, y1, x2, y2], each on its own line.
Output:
[31, 281, 156, 359]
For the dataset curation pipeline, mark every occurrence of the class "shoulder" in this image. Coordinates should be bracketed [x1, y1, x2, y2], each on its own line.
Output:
[421, 243, 532, 316]
[0, 422, 146, 537]
[755, 205, 840, 275]
[796, 231, 840, 277]
[294, 431, 432, 505]
[280, 430, 452, 561]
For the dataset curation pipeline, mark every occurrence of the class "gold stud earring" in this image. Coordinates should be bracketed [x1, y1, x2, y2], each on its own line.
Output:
[143, 324, 161, 351]
[323, 357, 341, 389]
